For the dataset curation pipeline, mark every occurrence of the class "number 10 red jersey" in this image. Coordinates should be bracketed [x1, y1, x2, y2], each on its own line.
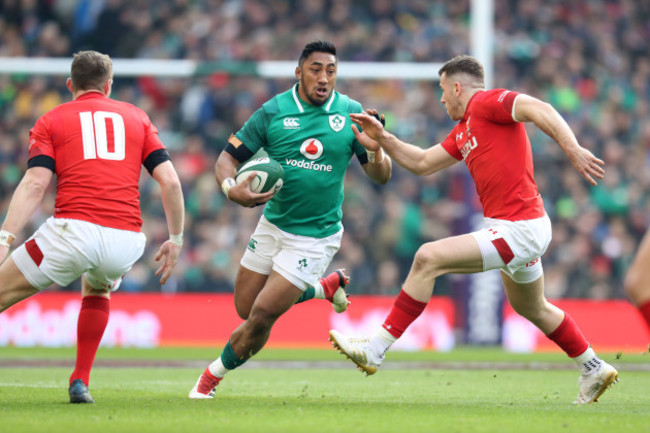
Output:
[27, 92, 166, 232]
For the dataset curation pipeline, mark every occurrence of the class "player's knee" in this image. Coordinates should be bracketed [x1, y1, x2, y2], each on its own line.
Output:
[412, 244, 445, 278]
[246, 305, 279, 334]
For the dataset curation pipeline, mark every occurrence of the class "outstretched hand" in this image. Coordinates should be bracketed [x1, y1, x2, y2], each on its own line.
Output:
[154, 240, 182, 285]
[569, 147, 605, 186]
[350, 109, 386, 151]
[226, 172, 275, 208]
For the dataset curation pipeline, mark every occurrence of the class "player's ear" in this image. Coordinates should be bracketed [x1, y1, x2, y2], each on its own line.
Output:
[295, 66, 301, 80]
[66, 77, 73, 93]
[454, 81, 462, 97]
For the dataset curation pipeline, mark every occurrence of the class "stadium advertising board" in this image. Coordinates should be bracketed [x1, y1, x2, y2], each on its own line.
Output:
[0, 294, 646, 351]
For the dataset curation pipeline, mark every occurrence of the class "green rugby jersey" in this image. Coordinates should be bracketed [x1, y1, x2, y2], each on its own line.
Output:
[235, 84, 367, 238]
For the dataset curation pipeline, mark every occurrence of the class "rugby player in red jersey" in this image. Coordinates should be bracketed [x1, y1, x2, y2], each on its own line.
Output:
[329, 55, 617, 404]
[0, 51, 185, 403]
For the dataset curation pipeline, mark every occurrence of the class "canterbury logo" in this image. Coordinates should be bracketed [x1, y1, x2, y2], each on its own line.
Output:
[283, 118, 300, 129]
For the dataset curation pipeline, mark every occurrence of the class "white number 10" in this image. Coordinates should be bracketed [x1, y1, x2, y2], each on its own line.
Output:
[79, 111, 126, 160]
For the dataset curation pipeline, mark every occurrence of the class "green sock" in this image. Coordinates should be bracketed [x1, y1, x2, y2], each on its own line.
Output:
[220, 341, 247, 370]
[295, 287, 316, 304]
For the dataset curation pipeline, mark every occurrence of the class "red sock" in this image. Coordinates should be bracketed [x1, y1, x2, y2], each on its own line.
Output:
[546, 313, 589, 358]
[69, 296, 110, 386]
[639, 300, 650, 331]
[381, 289, 427, 339]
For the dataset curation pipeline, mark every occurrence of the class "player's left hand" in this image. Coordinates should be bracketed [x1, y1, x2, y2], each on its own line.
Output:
[569, 147, 605, 186]
[154, 240, 182, 285]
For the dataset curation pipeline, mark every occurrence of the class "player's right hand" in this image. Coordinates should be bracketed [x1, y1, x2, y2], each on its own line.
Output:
[350, 110, 385, 143]
[227, 172, 275, 208]
[568, 147, 605, 186]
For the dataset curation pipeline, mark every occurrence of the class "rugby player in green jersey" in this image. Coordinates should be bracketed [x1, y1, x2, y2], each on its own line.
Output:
[189, 41, 392, 398]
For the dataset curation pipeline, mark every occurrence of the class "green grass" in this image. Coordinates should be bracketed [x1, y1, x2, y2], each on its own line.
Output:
[0, 347, 648, 433]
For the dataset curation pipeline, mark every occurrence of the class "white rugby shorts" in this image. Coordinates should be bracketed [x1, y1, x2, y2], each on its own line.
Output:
[470, 214, 552, 284]
[12, 217, 146, 291]
[241, 215, 342, 290]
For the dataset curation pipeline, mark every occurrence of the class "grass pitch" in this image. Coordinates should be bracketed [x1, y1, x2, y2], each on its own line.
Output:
[0, 347, 648, 433]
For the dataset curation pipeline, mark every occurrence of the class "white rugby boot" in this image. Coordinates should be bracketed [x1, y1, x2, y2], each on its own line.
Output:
[573, 361, 618, 404]
[328, 330, 385, 376]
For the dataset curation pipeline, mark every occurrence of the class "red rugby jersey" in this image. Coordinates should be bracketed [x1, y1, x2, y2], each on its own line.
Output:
[441, 89, 545, 221]
[28, 92, 165, 231]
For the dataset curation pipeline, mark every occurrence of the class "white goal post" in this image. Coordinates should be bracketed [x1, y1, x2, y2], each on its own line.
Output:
[0, 1, 493, 85]
[0, 57, 444, 81]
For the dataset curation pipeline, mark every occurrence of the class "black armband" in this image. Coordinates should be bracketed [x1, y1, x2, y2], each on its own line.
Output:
[357, 152, 369, 165]
[27, 155, 55, 171]
[144, 149, 171, 175]
[224, 141, 254, 164]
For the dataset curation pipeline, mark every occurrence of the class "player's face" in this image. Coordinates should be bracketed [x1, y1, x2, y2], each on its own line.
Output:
[296, 52, 337, 106]
[439, 73, 464, 121]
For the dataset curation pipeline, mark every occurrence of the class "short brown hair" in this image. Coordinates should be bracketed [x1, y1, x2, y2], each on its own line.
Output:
[70, 50, 113, 92]
[438, 55, 484, 82]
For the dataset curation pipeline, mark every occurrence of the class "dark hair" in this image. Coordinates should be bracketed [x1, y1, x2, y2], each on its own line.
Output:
[298, 40, 337, 66]
[438, 55, 484, 82]
[70, 50, 113, 92]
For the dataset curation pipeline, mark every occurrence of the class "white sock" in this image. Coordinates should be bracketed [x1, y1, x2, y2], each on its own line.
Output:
[313, 281, 325, 299]
[373, 327, 397, 352]
[572, 347, 602, 375]
[208, 357, 229, 378]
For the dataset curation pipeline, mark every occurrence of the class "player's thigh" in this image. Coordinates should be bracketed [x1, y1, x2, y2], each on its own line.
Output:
[234, 265, 268, 319]
[249, 270, 304, 321]
[414, 234, 484, 275]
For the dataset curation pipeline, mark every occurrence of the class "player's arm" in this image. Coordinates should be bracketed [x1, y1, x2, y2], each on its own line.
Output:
[513, 94, 604, 186]
[150, 158, 184, 285]
[0, 166, 53, 263]
[350, 111, 458, 176]
[215, 145, 274, 208]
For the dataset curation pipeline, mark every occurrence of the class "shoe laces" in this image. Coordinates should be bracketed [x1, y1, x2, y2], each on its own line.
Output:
[348, 336, 372, 344]
[197, 370, 221, 394]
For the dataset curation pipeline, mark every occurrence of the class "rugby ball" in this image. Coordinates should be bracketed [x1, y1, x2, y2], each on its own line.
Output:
[235, 157, 284, 194]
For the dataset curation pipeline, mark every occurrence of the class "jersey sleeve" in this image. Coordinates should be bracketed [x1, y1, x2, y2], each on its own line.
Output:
[28, 115, 55, 160]
[440, 125, 463, 160]
[478, 89, 521, 124]
[234, 106, 270, 155]
[137, 108, 166, 162]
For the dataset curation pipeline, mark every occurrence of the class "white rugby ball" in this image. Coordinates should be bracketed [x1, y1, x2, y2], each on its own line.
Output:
[235, 157, 285, 194]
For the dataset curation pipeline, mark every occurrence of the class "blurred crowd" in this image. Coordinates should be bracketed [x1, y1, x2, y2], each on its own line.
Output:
[0, 0, 648, 300]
